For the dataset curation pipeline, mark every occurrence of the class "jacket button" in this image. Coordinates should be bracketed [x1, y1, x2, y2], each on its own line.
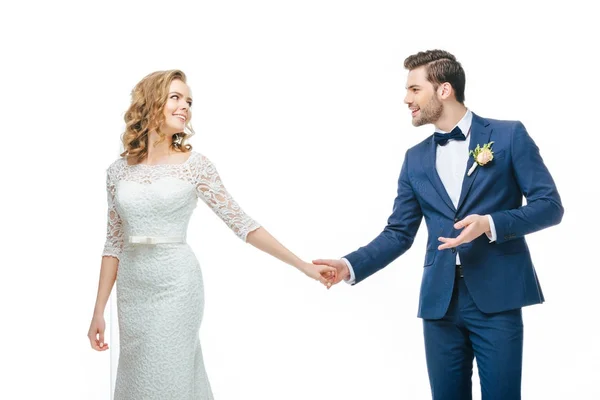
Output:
[454, 217, 459, 222]
[451, 248, 456, 253]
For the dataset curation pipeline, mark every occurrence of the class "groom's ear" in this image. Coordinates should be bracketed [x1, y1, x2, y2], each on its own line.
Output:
[438, 82, 453, 100]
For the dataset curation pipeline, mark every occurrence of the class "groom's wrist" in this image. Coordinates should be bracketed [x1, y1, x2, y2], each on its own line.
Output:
[481, 215, 491, 235]
[485, 214, 497, 242]
[340, 258, 354, 283]
[340, 265, 350, 281]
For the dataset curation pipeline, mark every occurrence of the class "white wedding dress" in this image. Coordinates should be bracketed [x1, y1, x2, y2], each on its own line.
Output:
[102, 151, 260, 399]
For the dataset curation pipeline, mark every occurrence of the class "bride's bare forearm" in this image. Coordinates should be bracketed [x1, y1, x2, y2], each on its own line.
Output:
[93, 256, 119, 317]
[246, 227, 304, 269]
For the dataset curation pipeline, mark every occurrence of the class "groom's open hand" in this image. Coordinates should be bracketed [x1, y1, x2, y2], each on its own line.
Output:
[438, 214, 491, 250]
[312, 259, 349, 287]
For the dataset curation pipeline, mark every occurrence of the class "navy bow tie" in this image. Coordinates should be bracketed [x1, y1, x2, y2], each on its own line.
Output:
[434, 126, 466, 146]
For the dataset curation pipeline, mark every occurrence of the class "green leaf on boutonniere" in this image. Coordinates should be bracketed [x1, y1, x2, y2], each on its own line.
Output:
[470, 141, 495, 166]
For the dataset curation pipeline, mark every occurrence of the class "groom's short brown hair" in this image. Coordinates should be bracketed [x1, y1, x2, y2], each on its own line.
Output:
[404, 50, 466, 104]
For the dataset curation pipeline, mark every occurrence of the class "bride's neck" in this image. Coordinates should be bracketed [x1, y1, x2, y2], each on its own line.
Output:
[146, 131, 173, 160]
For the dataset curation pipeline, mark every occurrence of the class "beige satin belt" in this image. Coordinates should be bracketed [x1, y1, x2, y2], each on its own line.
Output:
[128, 236, 186, 245]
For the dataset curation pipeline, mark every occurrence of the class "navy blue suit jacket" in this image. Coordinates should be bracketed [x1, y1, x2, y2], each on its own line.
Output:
[344, 113, 564, 319]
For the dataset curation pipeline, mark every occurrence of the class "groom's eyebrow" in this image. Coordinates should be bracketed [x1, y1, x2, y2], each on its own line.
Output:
[406, 84, 421, 90]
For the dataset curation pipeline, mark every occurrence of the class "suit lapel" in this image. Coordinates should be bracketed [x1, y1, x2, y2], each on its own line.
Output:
[422, 136, 456, 214]
[456, 114, 492, 212]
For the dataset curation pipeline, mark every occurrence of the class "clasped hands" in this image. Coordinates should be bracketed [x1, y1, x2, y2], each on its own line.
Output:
[307, 214, 491, 289]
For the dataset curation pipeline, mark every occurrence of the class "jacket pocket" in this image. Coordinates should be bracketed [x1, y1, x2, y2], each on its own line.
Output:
[424, 249, 436, 267]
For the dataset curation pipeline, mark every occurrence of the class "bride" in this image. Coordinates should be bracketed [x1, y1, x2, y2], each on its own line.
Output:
[87, 69, 335, 399]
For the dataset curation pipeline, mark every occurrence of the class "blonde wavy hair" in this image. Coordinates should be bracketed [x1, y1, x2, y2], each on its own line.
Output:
[121, 69, 194, 163]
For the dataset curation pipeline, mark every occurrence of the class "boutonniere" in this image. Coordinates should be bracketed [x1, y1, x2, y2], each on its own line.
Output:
[467, 141, 494, 176]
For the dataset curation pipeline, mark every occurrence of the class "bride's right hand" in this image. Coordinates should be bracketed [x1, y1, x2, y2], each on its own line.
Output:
[298, 262, 337, 288]
[88, 315, 109, 351]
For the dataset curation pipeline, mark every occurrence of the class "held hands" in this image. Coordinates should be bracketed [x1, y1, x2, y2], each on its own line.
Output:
[438, 214, 491, 250]
[312, 259, 350, 287]
[88, 315, 109, 352]
[298, 262, 338, 289]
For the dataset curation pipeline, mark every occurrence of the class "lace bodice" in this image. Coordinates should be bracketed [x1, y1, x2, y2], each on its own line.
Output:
[102, 151, 260, 259]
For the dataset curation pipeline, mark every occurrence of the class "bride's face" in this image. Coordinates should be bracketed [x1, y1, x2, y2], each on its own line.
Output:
[162, 79, 192, 135]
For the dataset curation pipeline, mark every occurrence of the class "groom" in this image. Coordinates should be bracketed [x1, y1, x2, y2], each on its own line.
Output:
[315, 50, 563, 399]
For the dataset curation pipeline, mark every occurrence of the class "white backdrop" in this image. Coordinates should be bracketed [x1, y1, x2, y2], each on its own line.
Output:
[1, 0, 598, 399]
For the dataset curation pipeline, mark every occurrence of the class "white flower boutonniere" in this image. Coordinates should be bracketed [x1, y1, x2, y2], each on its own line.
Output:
[467, 141, 494, 176]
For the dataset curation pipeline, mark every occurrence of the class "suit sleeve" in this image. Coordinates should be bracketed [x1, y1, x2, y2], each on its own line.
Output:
[343, 150, 423, 284]
[490, 121, 564, 243]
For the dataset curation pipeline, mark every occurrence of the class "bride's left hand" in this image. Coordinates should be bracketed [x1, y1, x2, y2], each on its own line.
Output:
[299, 262, 337, 288]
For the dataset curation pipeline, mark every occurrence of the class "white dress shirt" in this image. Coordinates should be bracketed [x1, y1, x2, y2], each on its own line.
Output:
[343, 109, 496, 284]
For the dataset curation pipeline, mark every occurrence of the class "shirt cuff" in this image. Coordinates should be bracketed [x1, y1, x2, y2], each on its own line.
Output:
[486, 214, 497, 242]
[341, 258, 356, 285]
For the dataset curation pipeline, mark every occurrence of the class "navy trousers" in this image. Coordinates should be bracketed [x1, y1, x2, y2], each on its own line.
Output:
[423, 272, 524, 400]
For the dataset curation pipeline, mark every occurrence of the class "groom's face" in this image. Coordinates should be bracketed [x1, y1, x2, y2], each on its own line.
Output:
[404, 66, 443, 127]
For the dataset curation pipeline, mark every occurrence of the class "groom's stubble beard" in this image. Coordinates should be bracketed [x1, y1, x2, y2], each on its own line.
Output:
[412, 94, 443, 127]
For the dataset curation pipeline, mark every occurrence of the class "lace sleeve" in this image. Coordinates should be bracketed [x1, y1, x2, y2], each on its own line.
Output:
[102, 166, 124, 259]
[191, 153, 261, 241]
